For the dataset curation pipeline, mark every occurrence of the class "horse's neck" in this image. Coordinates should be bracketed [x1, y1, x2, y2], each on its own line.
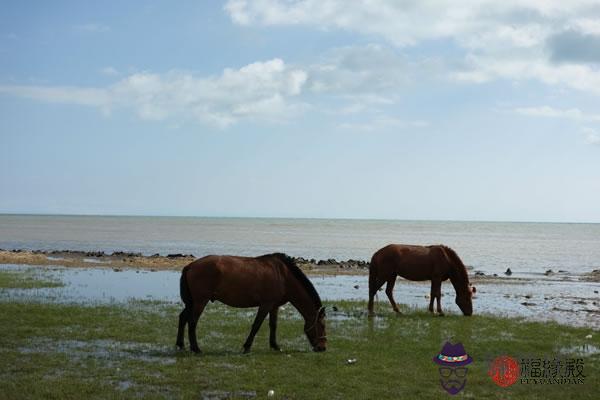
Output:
[448, 264, 468, 294]
[287, 277, 317, 322]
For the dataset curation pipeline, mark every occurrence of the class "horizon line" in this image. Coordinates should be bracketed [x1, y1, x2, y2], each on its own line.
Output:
[0, 212, 598, 225]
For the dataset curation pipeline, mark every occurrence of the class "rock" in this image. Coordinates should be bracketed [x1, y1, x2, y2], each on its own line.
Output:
[545, 269, 553, 275]
[475, 271, 485, 276]
[493, 273, 498, 277]
[505, 268, 512, 276]
[167, 253, 185, 258]
[521, 302, 536, 306]
[353, 285, 359, 289]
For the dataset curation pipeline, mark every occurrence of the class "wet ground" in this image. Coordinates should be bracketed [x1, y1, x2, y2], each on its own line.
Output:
[1, 264, 598, 329]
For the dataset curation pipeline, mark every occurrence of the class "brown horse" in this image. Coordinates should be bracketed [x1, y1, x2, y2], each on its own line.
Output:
[176, 253, 326, 353]
[368, 244, 476, 316]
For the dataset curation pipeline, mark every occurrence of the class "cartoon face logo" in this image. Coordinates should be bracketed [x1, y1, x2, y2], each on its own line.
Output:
[433, 342, 473, 395]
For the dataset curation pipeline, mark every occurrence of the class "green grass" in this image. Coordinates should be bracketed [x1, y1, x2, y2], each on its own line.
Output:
[0, 298, 597, 400]
[0, 269, 64, 289]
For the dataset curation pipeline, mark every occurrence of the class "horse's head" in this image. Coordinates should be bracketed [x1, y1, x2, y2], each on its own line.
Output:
[455, 284, 476, 316]
[304, 306, 327, 352]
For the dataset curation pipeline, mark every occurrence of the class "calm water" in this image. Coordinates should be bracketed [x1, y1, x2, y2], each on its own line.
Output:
[1, 265, 598, 328]
[1, 214, 600, 275]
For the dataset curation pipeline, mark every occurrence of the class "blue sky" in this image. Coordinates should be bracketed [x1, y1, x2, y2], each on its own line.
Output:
[1, 0, 600, 222]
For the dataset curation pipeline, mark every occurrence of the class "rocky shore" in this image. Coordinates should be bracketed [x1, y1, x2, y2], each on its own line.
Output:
[0, 249, 371, 274]
[1, 248, 598, 283]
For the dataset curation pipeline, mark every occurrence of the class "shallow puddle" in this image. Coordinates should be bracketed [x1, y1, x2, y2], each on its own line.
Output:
[1, 264, 598, 329]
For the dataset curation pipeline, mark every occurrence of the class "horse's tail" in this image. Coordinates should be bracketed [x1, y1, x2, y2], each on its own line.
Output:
[180, 265, 193, 308]
[368, 253, 379, 314]
[368, 255, 378, 296]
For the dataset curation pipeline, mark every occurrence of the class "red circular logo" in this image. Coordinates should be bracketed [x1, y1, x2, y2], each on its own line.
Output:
[488, 356, 520, 387]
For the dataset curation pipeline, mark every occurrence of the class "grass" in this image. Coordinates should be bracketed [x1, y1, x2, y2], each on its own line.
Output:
[0, 269, 64, 289]
[0, 296, 598, 400]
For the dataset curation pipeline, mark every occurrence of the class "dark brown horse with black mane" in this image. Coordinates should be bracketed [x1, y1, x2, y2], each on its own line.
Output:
[368, 244, 476, 316]
[176, 253, 326, 353]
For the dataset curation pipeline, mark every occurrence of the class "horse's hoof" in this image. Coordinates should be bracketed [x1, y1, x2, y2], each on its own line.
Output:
[437, 313, 445, 317]
[270, 345, 281, 352]
[243, 347, 251, 354]
[191, 347, 201, 354]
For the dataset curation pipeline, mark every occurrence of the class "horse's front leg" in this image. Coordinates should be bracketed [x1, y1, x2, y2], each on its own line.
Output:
[269, 306, 281, 351]
[243, 304, 271, 353]
[428, 281, 435, 313]
[433, 279, 444, 316]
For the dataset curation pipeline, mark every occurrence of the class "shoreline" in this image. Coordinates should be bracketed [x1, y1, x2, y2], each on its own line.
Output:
[0, 248, 370, 275]
[1, 248, 599, 283]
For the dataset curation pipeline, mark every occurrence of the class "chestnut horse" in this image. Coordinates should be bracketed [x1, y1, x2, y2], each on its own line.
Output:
[176, 253, 326, 353]
[368, 244, 476, 316]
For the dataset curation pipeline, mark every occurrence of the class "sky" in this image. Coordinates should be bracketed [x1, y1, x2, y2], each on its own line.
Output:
[1, 0, 599, 222]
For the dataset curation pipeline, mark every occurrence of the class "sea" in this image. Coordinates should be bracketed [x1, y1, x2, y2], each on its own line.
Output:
[1, 214, 599, 275]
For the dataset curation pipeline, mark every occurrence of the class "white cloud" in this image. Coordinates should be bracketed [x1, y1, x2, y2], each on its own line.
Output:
[514, 106, 600, 122]
[0, 85, 109, 107]
[307, 44, 414, 94]
[225, 0, 600, 95]
[0, 59, 308, 128]
[583, 127, 600, 145]
[338, 116, 429, 132]
[514, 106, 600, 145]
[73, 23, 111, 33]
[100, 67, 119, 77]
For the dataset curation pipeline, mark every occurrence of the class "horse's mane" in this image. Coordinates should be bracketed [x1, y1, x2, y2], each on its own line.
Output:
[438, 245, 470, 285]
[258, 253, 322, 308]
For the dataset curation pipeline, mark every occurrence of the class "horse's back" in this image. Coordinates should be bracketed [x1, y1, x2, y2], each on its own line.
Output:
[371, 244, 446, 281]
[184, 255, 286, 307]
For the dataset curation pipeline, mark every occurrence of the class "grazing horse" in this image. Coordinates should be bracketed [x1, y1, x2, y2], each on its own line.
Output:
[176, 253, 327, 353]
[368, 244, 476, 316]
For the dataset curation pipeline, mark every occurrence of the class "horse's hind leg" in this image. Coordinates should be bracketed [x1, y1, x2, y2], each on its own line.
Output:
[268, 306, 280, 351]
[368, 276, 385, 316]
[385, 277, 401, 314]
[176, 307, 190, 349]
[188, 299, 208, 354]
[243, 304, 271, 353]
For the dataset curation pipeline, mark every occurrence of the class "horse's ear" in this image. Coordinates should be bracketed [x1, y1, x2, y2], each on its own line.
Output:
[318, 306, 326, 317]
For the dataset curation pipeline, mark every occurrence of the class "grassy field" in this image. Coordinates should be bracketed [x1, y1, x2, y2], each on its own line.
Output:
[0, 269, 64, 289]
[0, 271, 598, 399]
